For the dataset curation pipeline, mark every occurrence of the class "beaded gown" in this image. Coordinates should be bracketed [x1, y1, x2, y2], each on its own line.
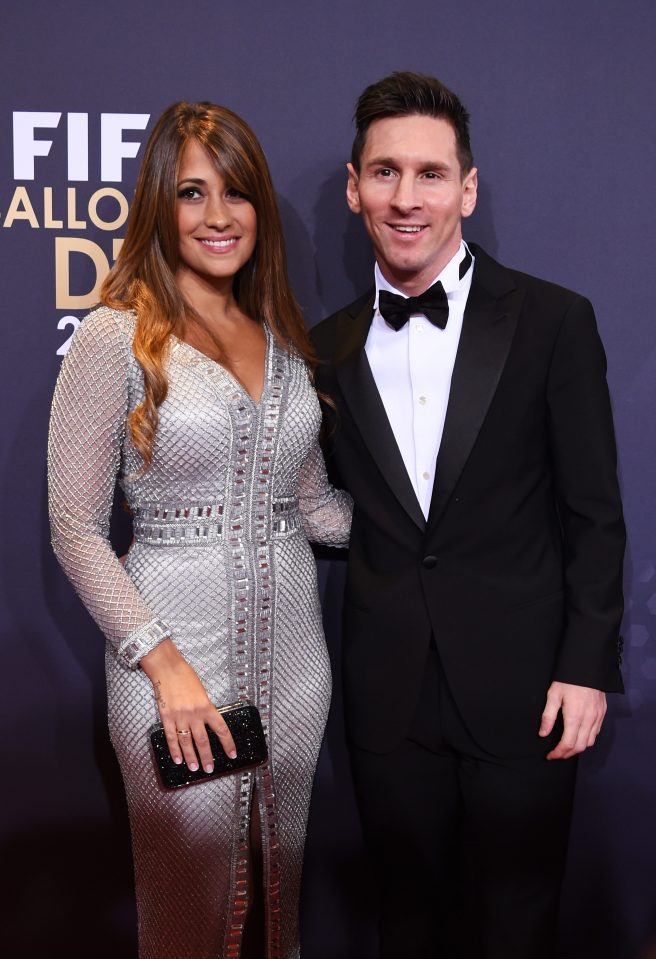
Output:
[48, 306, 352, 959]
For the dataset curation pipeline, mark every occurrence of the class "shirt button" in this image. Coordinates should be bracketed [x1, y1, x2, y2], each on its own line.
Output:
[422, 555, 438, 569]
[418, 395, 427, 405]
[414, 324, 423, 332]
[422, 471, 430, 481]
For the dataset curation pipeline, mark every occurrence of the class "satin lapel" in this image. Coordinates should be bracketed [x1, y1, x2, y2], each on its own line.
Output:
[427, 255, 522, 532]
[335, 294, 425, 531]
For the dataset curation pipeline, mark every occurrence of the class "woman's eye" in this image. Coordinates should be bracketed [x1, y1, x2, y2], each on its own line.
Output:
[226, 187, 249, 201]
[178, 186, 201, 200]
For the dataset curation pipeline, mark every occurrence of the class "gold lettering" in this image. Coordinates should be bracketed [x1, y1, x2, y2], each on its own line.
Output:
[88, 188, 129, 231]
[44, 187, 64, 229]
[67, 187, 86, 230]
[112, 238, 124, 260]
[3, 187, 39, 228]
[55, 237, 110, 309]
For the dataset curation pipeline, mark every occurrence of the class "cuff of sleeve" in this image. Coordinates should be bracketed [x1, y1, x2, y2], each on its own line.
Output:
[118, 618, 172, 669]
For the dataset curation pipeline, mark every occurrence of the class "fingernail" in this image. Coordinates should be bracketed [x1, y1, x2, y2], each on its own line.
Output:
[174, 756, 183, 765]
[189, 762, 199, 772]
[228, 750, 237, 760]
[204, 764, 214, 774]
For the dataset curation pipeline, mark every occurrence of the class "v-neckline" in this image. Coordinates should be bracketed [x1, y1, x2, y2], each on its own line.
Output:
[171, 326, 272, 409]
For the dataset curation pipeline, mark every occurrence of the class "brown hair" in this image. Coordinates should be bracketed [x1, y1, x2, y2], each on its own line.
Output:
[351, 71, 474, 176]
[101, 101, 311, 469]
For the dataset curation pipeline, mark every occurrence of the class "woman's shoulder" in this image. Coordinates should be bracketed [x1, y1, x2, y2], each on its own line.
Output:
[63, 305, 137, 371]
[81, 304, 137, 338]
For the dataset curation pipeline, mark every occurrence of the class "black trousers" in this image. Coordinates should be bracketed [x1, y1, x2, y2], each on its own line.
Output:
[349, 644, 577, 959]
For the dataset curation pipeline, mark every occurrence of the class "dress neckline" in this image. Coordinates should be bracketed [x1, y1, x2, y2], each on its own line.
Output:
[170, 326, 272, 409]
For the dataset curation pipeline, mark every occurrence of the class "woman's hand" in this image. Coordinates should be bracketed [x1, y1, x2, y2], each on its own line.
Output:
[140, 638, 237, 773]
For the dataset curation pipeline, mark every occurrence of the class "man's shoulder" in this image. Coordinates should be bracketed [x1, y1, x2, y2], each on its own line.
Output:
[469, 243, 590, 310]
[310, 288, 374, 353]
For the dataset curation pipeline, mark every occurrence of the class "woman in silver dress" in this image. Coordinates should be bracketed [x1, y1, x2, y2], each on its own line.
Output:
[48, 101, 351, 959]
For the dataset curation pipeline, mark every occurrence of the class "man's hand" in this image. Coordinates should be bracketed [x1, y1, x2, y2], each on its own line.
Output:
[539, 681, 607, 760]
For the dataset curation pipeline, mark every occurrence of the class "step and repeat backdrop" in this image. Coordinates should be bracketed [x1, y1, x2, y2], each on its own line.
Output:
[1, 2, 654, 957]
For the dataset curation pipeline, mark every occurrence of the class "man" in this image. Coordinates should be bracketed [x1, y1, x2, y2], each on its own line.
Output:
[311, 72, 625, 959]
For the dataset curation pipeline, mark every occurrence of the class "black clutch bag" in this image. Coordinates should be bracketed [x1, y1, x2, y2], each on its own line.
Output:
[150, 699, 267, 789]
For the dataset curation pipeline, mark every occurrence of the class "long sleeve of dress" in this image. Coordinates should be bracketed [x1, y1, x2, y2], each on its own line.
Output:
[48, 308, 171, 668]
[297, 441, 352, 548]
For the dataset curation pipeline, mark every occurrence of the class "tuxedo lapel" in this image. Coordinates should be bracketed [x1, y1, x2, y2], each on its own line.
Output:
[427, 247, 522, 531]
[335, 293, 425, 530]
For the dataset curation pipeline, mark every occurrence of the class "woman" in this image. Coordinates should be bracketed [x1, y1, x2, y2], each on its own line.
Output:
[48, 101, 351, 959]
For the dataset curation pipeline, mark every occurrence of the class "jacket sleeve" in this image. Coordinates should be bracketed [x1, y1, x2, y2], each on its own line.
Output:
[547, 295, 625, 691]
[48, 308, 172, 668]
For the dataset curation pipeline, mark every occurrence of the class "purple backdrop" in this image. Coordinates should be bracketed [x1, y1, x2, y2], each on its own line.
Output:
[1, 2, 654, 956]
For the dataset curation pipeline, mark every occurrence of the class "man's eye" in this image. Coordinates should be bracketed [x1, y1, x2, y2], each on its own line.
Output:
[376, 168, 394, 178]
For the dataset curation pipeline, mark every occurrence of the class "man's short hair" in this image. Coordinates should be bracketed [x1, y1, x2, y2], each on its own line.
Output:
[351, 71, 473, 176]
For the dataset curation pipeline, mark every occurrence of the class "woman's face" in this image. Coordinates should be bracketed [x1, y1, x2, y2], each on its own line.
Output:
[175, 138, 257, 290]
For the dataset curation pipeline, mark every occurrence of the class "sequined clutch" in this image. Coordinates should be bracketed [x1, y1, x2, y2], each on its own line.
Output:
[149, 700, 267, 789]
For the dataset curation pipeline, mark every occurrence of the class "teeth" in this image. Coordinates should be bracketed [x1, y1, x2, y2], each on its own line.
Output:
[394, 226, 422, 232]
[201, 238, 236, 247]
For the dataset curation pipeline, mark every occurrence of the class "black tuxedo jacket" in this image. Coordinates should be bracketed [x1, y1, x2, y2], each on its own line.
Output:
[311, 244, 625, 758]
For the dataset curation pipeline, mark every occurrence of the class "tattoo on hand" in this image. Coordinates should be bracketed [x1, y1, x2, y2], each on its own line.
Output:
[154, 680, 167, 710]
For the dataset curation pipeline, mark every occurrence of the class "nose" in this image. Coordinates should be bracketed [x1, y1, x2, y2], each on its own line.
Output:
[205, 194, 231, 230]
[391, 173, 421, 214]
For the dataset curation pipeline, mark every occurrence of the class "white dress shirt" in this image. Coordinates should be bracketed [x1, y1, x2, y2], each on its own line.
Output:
[365, 242, 474, 519]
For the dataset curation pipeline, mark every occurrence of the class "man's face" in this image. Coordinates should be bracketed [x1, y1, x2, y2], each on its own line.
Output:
[347, 114, 477, 295]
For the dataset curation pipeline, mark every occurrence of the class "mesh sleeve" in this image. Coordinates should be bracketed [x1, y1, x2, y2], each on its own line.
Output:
[297, 441, 352, 548]
[47, 308, 170, 668]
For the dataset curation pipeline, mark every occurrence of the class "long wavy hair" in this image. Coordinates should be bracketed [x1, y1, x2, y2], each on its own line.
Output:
[101, 101, 312, 469]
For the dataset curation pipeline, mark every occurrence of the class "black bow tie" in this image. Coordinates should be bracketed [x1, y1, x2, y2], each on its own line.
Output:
[378, 248, 472, 331]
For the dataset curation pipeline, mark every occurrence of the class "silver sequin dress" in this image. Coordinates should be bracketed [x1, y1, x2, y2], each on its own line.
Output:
[48, 306, 352, 959]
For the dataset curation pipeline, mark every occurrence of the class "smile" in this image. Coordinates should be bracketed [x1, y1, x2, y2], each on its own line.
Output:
[198, 237, 239, 249]
[389, 225, 425, 233]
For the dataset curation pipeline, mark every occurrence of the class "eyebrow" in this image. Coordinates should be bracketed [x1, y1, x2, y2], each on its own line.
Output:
[177, 176, 207, 186]
[365, 156, 453, 172]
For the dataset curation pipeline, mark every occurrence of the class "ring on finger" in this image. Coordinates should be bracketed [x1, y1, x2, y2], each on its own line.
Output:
[177, 728, 191, 737]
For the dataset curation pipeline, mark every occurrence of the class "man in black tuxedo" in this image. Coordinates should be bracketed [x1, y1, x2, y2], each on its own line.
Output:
[311, 72, 625, 959]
